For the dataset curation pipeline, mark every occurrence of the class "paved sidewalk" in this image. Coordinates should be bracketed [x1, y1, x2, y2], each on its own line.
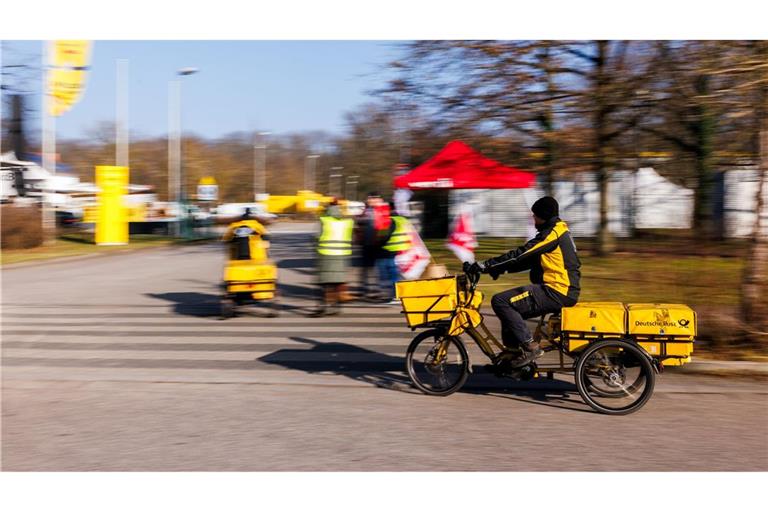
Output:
[675, 359, 768, 377]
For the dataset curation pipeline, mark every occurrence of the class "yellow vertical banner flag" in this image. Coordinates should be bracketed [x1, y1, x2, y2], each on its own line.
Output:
[95, 166, 129, 245]
[47, 40, 92, 117]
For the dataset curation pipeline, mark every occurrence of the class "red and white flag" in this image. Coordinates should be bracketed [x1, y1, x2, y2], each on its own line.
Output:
[395, 222, 432, 280]
[445, 209, 478, 263]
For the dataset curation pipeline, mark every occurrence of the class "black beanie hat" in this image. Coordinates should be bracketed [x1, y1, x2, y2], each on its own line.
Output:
[531, 196, 559, 220]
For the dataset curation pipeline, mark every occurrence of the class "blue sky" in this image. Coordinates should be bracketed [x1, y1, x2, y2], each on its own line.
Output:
[2, 40, 401, 141]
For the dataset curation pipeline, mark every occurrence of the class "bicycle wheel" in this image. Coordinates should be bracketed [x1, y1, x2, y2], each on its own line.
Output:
[406, 329, 470, 396]
[575, 339, 655, 415]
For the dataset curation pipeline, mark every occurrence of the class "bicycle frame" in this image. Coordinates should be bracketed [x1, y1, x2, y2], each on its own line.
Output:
[454, 271, 577, 376]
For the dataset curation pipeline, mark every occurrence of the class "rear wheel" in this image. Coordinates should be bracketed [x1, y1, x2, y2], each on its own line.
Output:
[575, 339, 655, 415]
[406, 329, 469, 396]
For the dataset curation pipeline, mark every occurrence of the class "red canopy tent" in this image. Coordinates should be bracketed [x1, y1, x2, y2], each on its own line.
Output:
[394, 140, 536, 190]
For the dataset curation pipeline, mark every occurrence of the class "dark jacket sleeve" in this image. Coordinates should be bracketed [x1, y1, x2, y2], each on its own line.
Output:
[483, 225, 560, 274]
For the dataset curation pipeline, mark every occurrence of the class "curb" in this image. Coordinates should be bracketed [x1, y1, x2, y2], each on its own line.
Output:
[1, 239, 218, 270]
[670, 360, 768, 377]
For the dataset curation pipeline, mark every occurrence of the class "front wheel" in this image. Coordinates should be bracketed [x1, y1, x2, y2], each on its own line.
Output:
[575, 339, 655, 415]
[406, 329, 470, 396]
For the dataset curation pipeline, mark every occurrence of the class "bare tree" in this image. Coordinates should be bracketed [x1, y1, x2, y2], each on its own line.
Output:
[387, 40, 652, 254]
[739, 41, 768, 343]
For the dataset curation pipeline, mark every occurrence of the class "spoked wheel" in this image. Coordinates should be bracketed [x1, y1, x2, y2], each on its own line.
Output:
[575, 339, 655, 415]
[406, 329, 470, 396]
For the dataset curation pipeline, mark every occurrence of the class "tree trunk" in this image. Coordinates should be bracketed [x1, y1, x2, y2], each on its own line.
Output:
[594, 41, 615, 256]
[541, 46, 556, 197]
[539, 111, 556, 197]
[741, 49, 768, 344]
[692, 74, 716, 239]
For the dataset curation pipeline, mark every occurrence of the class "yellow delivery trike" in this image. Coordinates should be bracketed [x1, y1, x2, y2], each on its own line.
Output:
[221, 216, 279, 318]
[396, 268, 696, 415]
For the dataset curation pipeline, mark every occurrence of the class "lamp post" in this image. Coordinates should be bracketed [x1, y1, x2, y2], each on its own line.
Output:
[346, 175, 359, 202]
[116, 59, 129, 168]
[168, 67, 198, 237]
[253, 131, 271, 201]
[329, 166, 343, 198]
[305, 154, 319, 191]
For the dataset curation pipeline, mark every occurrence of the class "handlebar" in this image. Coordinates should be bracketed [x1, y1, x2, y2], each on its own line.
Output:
[460, 267, 482, 302]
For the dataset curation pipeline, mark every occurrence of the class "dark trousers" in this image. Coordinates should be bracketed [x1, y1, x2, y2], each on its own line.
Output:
[359, 248, 378, 296]
[491, 284, 568, 348]
[376, 255, 398, 299]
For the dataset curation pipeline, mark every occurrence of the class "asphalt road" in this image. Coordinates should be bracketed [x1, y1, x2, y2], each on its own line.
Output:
[2, 223, 767, 471]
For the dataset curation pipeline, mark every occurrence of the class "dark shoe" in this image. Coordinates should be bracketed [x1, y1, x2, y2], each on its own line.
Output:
[512, 340, 544, 367]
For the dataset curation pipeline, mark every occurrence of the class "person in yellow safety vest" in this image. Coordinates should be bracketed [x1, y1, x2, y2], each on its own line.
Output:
[311, 202, 355, 317]
[377, 202, 414, 305]
[222, 208, 270, 261]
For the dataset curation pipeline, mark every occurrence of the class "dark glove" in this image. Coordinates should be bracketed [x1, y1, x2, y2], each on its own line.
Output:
[488, 268, 501, 280]
[464, 261, 486, 274]
[463, 261, 486, 275]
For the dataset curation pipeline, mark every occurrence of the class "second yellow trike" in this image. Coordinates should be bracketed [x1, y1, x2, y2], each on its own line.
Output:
[221, 217, 280, 318]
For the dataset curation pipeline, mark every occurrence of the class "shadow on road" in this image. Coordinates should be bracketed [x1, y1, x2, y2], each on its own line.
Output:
[258, 336, 593, 412]
[259, 336, 417, 392]
[277, 257, 316, 270]
[277, 282, 320, 301]
[463, 383, 592, 413]
[146, 292, 222, 317]
[146, 291, 315, 318]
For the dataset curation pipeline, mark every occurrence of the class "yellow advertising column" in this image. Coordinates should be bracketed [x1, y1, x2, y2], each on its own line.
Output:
[95, 166, 129, 245]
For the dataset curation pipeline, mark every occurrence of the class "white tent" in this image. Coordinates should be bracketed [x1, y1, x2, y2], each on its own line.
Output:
[633, 167, 693, 230]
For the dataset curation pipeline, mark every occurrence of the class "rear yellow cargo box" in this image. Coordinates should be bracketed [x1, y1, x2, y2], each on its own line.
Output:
[636, 341, 693, 365]
[627, 303, 696, 339]
[561, 302, 626, 335]
[396, 276, 458, 328]
[224, 260, 277, 283]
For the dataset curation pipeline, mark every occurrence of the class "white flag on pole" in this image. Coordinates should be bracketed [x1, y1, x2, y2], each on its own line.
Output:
[445, 208, 478, 263]
[395, 221, 432, 280]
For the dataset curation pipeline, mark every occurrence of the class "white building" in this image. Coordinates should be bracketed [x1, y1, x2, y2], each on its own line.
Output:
[448, 167, 767, 238]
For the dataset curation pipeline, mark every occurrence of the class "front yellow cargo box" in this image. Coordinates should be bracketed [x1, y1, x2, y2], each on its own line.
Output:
[627, 303, 696, 339]
[396, 276, 458, 328]
[561, 302, 626, 335]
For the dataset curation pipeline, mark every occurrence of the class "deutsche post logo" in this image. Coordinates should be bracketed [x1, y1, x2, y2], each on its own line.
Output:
[678, 319, 690, 328]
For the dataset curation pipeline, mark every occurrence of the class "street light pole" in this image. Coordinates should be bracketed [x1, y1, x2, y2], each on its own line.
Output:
[305, 154, 319, 191]
[253, 131, 270, 201]
[346, 175, 359, 201]
[41, 41, 57, 244]
[168, 67, 198, 237]
[329, 166, 343, 198]
[116, 59, 129, 167]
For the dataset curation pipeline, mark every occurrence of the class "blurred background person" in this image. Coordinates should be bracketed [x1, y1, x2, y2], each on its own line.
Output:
[356, 191, 389, 301]
[311, 199, 354, 317]
[377, 201, 413, 304]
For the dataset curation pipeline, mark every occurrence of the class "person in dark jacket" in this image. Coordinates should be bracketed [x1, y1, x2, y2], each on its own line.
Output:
[356, 191, 389, 301]
[466, 196, 581, 366]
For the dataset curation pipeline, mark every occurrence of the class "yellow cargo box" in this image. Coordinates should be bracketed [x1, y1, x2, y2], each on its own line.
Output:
[627, 303, 696, 339]
[396, 276, 458, 328]
[561, 302, 626, 336]
[636, 340, 693, 365]
[224, 260, 277, 283]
